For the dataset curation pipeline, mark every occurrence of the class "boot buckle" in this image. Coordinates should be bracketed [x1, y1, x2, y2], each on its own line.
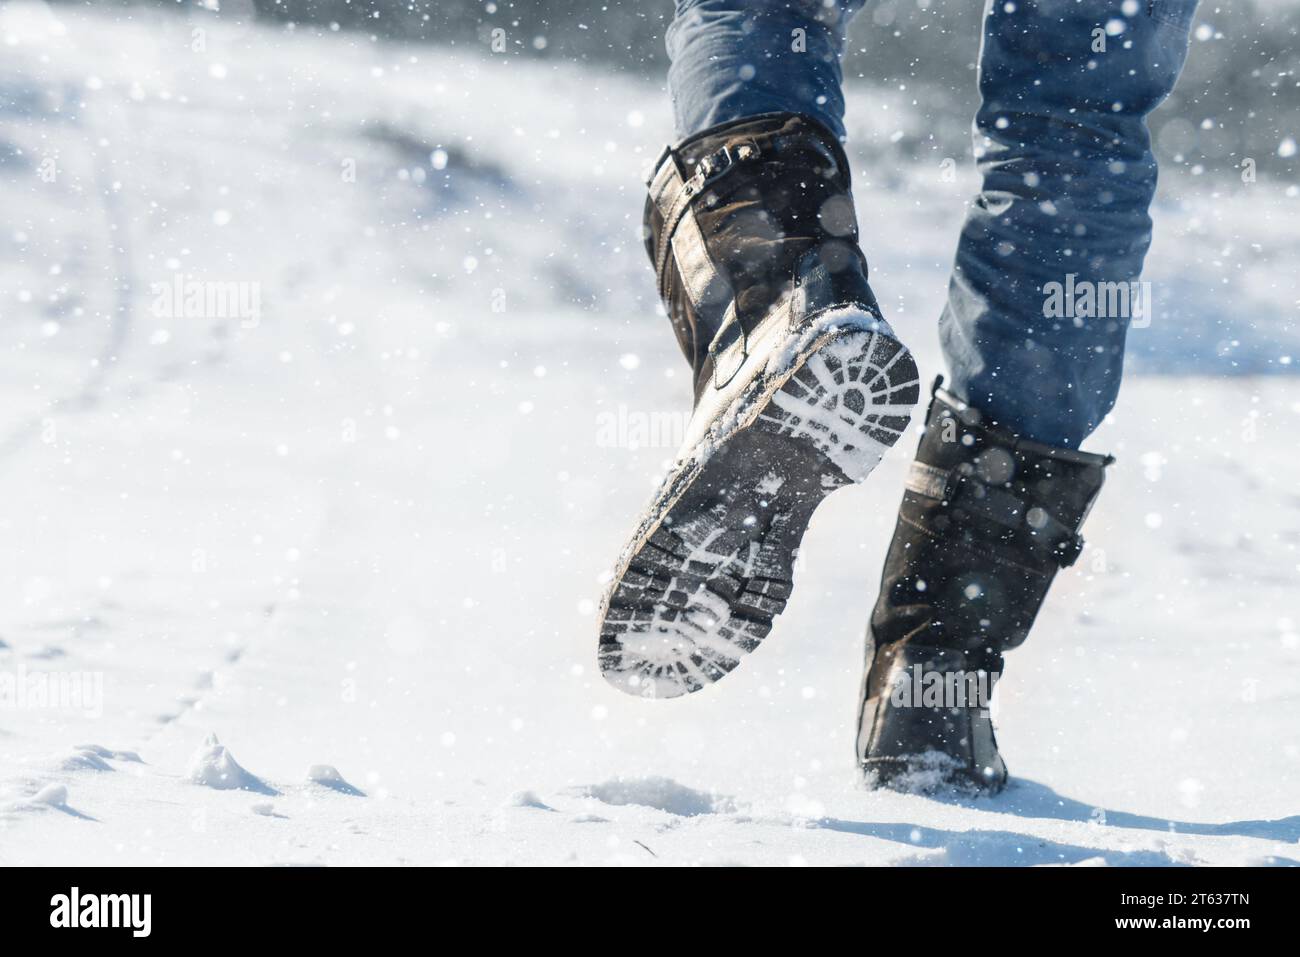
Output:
[683, 141, 760, 199]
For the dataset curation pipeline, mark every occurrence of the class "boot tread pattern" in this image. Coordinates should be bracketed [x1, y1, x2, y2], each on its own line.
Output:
[599, 328, 920, 698]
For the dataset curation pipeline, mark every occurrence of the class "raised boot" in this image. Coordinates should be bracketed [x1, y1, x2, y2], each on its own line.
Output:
[598, 113, 920, 698]
[857, 380, 1113, 793]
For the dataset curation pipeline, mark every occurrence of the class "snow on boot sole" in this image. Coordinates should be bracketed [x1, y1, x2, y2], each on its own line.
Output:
[598, 322, 919, 698]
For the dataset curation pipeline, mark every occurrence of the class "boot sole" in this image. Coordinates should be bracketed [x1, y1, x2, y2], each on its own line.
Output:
[862, 755, 1009, 797]
[598, 324, 919, 698]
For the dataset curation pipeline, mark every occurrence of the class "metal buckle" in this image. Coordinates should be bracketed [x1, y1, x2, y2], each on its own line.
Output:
[683, 146, 730, 199]
[699, 145, 734, 180]
[683, 140, 759, 199]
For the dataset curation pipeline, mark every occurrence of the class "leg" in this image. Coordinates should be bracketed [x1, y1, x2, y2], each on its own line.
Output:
[858, 1, 1198, 792]
[667, 0, 866, 141]
[942, 0, 1198, 448]
[597, 1, 920, 697]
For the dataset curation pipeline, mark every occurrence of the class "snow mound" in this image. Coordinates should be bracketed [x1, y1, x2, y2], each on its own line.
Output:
[187, 734, 277, 795]
[33, 783, 68, 807]
[0, 783, 76, 820]
[75, 744, 143, 763]
[57, 748, 114, 772]
[579, 777, 735, 817]
[306, 764, 364, 796]
[504, 790, 553, 811]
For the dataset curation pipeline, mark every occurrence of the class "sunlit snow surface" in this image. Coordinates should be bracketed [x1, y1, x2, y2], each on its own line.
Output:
[0, 4, 1297, 865]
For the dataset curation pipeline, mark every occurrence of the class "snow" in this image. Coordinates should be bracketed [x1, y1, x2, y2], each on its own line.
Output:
[504, 790, 554, 811]
[0, 4, 1296, 865]
[187, 734, 276, 795]
[32, 783, 69, 807]
[307, 764, 365, 796]
[578, 777, 736, 817]
[57, 747, 115, 773]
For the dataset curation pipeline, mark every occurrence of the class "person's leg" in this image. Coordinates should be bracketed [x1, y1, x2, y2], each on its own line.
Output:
[598, 0, 921, 697]
[858, 1, 1199, 793]
[942, 0, 1198, 448]
[667, 0, 866, 142]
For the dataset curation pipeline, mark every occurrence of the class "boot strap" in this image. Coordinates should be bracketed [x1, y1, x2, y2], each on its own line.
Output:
[705, 305, 747, 389]
[646, 141, 759, 313]
[647, 132, 832, 294]
[904, 460, 1089, 568]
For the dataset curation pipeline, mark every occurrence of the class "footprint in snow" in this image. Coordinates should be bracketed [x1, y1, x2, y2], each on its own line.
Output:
[58, 744, 144, 772]
[76, 743, 143, 763]
[58, 748, 115, 772]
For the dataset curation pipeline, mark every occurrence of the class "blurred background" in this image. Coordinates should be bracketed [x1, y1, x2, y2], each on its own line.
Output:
[58, 0, 1300, 174]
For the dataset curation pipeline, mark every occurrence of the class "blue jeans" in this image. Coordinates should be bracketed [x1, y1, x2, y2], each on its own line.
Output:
[668, 0, 1198, 447]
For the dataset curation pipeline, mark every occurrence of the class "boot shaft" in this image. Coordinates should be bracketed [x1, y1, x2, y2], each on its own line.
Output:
[858, 640, 1008, 794]
[642, 113, 881, 398]
[857, 381, 1113, 790]
[871, 380, 1113, 659]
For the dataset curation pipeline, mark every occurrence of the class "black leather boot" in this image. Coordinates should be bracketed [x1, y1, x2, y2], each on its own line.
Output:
[857, 379, 1113, 793]
[598, 113, 920, 698]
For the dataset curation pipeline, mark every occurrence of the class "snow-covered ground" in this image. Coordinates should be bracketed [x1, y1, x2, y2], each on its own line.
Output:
[0, 3, 1297, 866]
